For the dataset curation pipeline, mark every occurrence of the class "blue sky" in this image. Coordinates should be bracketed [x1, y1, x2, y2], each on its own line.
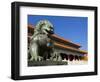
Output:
[28, 15, 88, 50]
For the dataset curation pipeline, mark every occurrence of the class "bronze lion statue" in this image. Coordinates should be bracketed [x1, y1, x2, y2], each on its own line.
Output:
[28, 20, 55, 61]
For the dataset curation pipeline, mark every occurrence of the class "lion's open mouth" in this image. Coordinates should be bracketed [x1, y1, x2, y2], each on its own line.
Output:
[46, 29, 54, 34]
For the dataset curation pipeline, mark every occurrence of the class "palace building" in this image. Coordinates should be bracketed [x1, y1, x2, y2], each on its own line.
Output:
[28, 24, 88, 65]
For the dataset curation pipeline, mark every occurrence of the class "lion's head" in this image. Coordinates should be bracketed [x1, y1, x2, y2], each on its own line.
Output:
[34, 20, 54, 35]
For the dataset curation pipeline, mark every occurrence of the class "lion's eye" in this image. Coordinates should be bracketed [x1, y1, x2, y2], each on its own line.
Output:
[49, 27, 53, 30]
[50, 27, 53, 29]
